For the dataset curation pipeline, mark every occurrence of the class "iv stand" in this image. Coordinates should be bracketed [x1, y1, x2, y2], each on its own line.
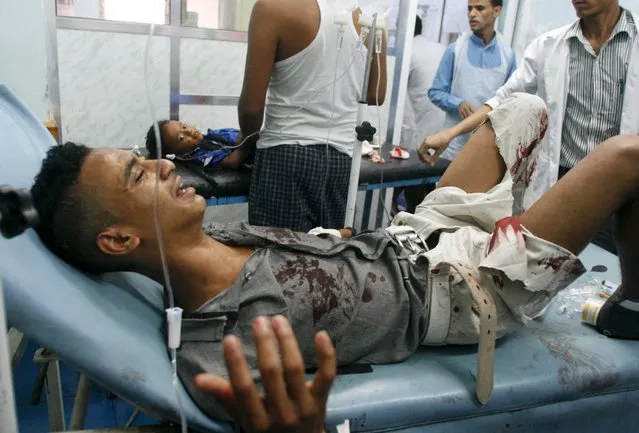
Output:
[344, 13, 379, 228]
[0, 186, 40, 433]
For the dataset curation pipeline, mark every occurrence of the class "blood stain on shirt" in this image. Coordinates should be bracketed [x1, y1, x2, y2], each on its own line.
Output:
[275, 255, 353, 324]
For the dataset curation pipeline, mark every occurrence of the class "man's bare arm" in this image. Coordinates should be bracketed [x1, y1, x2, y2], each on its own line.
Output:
[366, 27, 387, 105]
[352, 9, 388, 105]
[450, 105, 492, 138]
[418, 105, 492, 165]
[221, 145, 254, 170]
[237, 1, 279, 141]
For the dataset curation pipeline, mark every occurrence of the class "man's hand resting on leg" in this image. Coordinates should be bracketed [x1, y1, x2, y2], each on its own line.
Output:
[194, 315, 336, 433]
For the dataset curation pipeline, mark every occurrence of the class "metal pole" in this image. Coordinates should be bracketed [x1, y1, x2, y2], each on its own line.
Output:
[500, 0, 522, 47]
[42, 0, 63, 143]
[344, 14, 379, 228]
[0, 279, 19, 433]
[378, 0, 419, 228]
[384, 0, 419, 147]
[8, 328, 26, 373]
[507, 0, 524, 49]
[32, 347, 66, 432]
[45, 359, 65, 432]
[438, 0, 448, 42]
[69, 373, 92, 430]
[169, 0, 183, 120]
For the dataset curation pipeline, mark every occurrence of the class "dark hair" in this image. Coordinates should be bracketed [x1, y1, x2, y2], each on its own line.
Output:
[31, 142, 121, 274]
[491, 0, 503, 6]
[145, 120, 171, 159]
[415, 15, 422, 36]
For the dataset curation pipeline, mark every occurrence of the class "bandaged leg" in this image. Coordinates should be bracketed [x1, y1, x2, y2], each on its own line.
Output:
[435, 94, 639, 341]
[402, 93, 549, 238]
[435, 92, 548, 214]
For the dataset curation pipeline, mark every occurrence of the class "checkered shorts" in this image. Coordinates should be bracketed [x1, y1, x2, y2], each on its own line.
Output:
[248, 144, 352, 232]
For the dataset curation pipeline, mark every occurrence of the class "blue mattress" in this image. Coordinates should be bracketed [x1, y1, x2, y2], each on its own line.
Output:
[2, 84, 638, 433]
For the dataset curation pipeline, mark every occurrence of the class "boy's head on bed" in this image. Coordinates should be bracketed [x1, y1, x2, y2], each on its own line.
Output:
[31, 142, 206, 274]
[145, 120, 204, 159]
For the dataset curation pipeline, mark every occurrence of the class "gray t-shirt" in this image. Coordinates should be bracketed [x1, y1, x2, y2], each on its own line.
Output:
[175, 222, 429, 420]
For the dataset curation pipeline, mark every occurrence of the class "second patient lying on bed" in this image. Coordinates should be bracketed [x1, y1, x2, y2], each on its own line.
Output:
[30, 95, 639, 423]
[145, 120, 256, 169]
[145, 120, 384, 169]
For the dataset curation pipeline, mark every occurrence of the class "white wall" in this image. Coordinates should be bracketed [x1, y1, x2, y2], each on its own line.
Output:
[180, 39, 247, 96]
[54, 30, 395, 150]
[57, 30, 170, 148]
[73, 0, 100, 19]
[513, 0, 639, 58]
[0, 0, 49, 120]
[0, 0, 397, 150]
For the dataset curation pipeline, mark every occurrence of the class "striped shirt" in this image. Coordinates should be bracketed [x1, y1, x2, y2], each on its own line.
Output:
[560, 9, 636, 168]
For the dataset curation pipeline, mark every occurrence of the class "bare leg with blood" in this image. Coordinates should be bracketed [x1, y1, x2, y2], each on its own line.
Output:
[423, 102, 639, 339]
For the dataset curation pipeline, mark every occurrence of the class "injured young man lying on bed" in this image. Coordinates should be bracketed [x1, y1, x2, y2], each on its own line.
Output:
[30, 93, 639, 423]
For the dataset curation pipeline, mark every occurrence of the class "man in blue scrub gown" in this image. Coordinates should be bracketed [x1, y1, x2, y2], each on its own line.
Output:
[428, 0, 516, 160]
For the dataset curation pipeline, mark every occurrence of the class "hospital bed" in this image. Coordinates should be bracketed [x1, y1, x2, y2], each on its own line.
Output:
[2, 84, 639, 433]
[172, 149, 449, 228]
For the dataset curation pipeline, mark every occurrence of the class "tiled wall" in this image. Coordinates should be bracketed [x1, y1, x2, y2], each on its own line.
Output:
[57, 30, 170, 149]
[180, 104, 240, 131]
[51, 1, 639, 150]
[56, 30, 397, 150]
[180, 38, 247, 96]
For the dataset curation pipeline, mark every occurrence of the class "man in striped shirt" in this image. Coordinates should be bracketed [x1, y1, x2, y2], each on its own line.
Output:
[419, 0, 638, 255]
[559, 5, 635, 172]
[558, 3, 636, 254]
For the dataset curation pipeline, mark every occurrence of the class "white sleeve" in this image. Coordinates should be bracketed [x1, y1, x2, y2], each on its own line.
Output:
[337, 419, 351, 433]
[485, 36, 543, 109]
[308, 227, 343, 238]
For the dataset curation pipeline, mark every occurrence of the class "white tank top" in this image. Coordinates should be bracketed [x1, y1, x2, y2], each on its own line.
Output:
[256, 0, 367, 157]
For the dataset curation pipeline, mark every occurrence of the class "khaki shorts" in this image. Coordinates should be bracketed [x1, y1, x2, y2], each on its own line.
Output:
[392, 93, 587, 346]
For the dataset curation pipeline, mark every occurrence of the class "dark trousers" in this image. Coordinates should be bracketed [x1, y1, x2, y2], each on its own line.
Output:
[248, 145, 352, 232]
[558, 166, 617, 255]
[393, 183, 437, 215]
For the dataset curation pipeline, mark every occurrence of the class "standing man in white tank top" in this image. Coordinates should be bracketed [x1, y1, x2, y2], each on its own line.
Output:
[238, 0, 387, 232]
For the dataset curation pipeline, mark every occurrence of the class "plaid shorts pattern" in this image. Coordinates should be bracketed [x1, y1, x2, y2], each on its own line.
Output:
[248, 144, 352, 232]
